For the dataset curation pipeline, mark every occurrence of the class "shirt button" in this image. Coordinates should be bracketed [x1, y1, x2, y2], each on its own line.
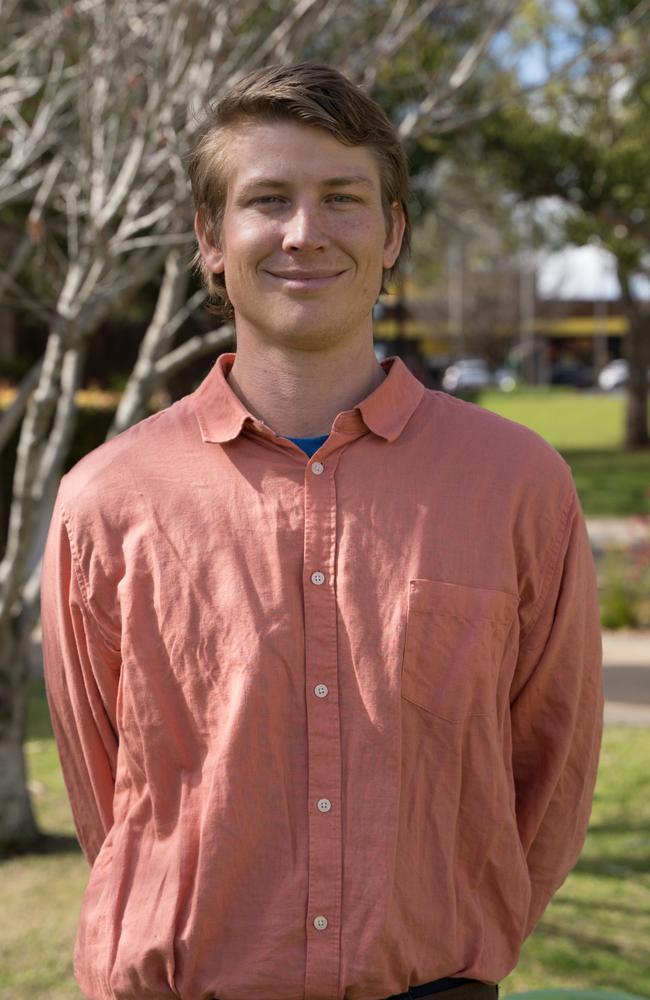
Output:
[314, 683, 329, 698]
[311, 461, 324, 475]
[311, 571, 325, 585]
[313, 915, 328, 931]
[317, 798, 332, 813]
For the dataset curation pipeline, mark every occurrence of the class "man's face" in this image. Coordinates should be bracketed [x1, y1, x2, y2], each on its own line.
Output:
[194, 120, 405, 353]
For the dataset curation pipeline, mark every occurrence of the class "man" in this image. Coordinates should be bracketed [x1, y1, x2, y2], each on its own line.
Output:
[41, 63, 604, 1000]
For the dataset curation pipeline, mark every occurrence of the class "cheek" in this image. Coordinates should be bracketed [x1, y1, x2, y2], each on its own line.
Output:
[222, 217, 276, 266]
[348, 220, 390, 269]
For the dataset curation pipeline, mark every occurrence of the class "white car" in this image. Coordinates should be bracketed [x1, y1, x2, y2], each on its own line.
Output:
[598, 359, 628, 391]
[598, 359, 650, 391]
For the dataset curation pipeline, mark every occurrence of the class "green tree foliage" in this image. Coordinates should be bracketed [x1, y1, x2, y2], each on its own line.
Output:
[479, 0, 650, 446]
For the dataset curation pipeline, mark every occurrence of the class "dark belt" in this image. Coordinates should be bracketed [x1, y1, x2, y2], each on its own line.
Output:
[385, 977, 498, 1000]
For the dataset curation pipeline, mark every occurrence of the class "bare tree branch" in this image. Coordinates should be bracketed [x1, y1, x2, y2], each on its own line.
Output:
[398, 0, 525, 139]
[155, 326, 236, 381]
[108, 249, 195, 436]
[0, 361, 43, 454]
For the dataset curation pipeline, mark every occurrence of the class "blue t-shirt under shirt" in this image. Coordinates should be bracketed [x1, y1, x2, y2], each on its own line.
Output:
[285, 434, 329, 458]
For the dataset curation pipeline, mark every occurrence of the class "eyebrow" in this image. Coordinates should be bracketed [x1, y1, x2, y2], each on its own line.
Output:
[237, 175, 375, 195]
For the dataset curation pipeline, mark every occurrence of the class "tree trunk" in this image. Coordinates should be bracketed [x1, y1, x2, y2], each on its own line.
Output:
[0, 620, 39, 855]
[618, 265, 650, 450]
[0, 332, 86, 855]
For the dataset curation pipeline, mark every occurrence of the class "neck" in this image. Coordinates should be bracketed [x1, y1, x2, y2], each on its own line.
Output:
[226, 338, 386, 439]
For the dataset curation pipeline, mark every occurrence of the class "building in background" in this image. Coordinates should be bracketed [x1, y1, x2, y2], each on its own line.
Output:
[373, 244, 650, 389]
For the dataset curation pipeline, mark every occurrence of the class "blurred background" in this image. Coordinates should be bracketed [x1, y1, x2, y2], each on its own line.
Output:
[0, 0, 648, 997]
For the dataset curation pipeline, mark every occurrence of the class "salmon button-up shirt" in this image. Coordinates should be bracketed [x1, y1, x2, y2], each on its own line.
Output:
[41, 352, 603, 1000]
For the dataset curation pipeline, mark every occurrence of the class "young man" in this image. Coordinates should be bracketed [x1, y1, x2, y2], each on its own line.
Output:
[41, 64, 604, 1000]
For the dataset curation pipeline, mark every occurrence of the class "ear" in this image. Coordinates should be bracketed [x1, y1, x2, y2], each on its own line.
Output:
[194, 211, 225, 274]
[383, 203, 406, 270]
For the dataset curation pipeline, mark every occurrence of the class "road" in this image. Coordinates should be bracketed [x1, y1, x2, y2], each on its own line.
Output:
[602, 630, 650, 726]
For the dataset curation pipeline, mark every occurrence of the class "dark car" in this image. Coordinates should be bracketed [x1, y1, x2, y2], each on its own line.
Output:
[550, 362, 594, 388]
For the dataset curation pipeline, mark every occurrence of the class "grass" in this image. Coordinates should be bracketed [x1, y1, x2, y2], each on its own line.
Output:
[500, 725, 650, 997]
[476, 389, 627, 451]
[475, 390, 650, 516]
[1, 682, 648, 999]
[559, 452, 650, 517]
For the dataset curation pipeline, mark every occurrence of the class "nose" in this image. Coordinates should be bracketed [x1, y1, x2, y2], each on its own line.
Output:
[281, 204, 328, 253]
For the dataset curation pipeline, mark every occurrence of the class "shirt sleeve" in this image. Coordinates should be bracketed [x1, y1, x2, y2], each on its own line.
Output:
[510, 482, 604, 939]
[40, 492, 121, 866]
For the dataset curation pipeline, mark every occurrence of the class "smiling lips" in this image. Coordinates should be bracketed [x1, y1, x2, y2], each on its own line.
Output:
[265, 268, 346, 288]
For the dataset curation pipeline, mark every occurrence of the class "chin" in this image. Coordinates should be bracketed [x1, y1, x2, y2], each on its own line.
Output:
[271, 325, 351, 352]
[250, 305, 361, 348]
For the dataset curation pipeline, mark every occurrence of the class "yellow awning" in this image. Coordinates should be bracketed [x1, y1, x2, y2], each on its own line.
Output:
[534, 316, 628, 336]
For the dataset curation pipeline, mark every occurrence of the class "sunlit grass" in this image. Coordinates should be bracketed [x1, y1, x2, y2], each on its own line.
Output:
[501, 727, 650, 996]
[477, 389, 627, 450]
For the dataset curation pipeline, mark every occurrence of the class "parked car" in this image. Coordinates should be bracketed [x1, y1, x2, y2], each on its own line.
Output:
[597, 359, 650, 391]
[598, 359, 628, 391]
[549, 362, 594, 388]
[441, 359, 491, 393]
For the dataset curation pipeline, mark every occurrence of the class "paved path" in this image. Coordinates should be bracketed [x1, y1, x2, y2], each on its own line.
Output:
[584, 519, 650, 724]
[585, 516, 649, 551]
[602, 630, 650, 726]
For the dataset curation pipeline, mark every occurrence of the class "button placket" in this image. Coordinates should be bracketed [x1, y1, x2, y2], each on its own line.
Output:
[302, 455, 342, 1000]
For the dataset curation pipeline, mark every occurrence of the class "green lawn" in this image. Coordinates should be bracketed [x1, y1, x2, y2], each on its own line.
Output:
[0, 682, 648, 999]
[561, 450, 650, 517]
[476, 390, 650, 516]
[477, 390, 627, 450]
[500, 725, 650, 997]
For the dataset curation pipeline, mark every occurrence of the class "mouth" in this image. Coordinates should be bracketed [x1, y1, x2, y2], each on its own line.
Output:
[264, 269, 346, 289]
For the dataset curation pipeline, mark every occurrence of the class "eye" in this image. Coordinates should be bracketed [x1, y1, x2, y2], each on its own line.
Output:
[328, 194, 357, 204]
[254, 195, 284, 205]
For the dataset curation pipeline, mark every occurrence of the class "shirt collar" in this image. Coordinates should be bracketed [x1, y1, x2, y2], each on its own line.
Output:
[193, 352, 425, 445]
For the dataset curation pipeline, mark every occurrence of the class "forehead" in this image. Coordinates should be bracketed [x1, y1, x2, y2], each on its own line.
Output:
[220, 119, 383, 194]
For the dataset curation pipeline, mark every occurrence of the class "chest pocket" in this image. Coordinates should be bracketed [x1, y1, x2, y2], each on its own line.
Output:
[401, 579, 518, 723]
